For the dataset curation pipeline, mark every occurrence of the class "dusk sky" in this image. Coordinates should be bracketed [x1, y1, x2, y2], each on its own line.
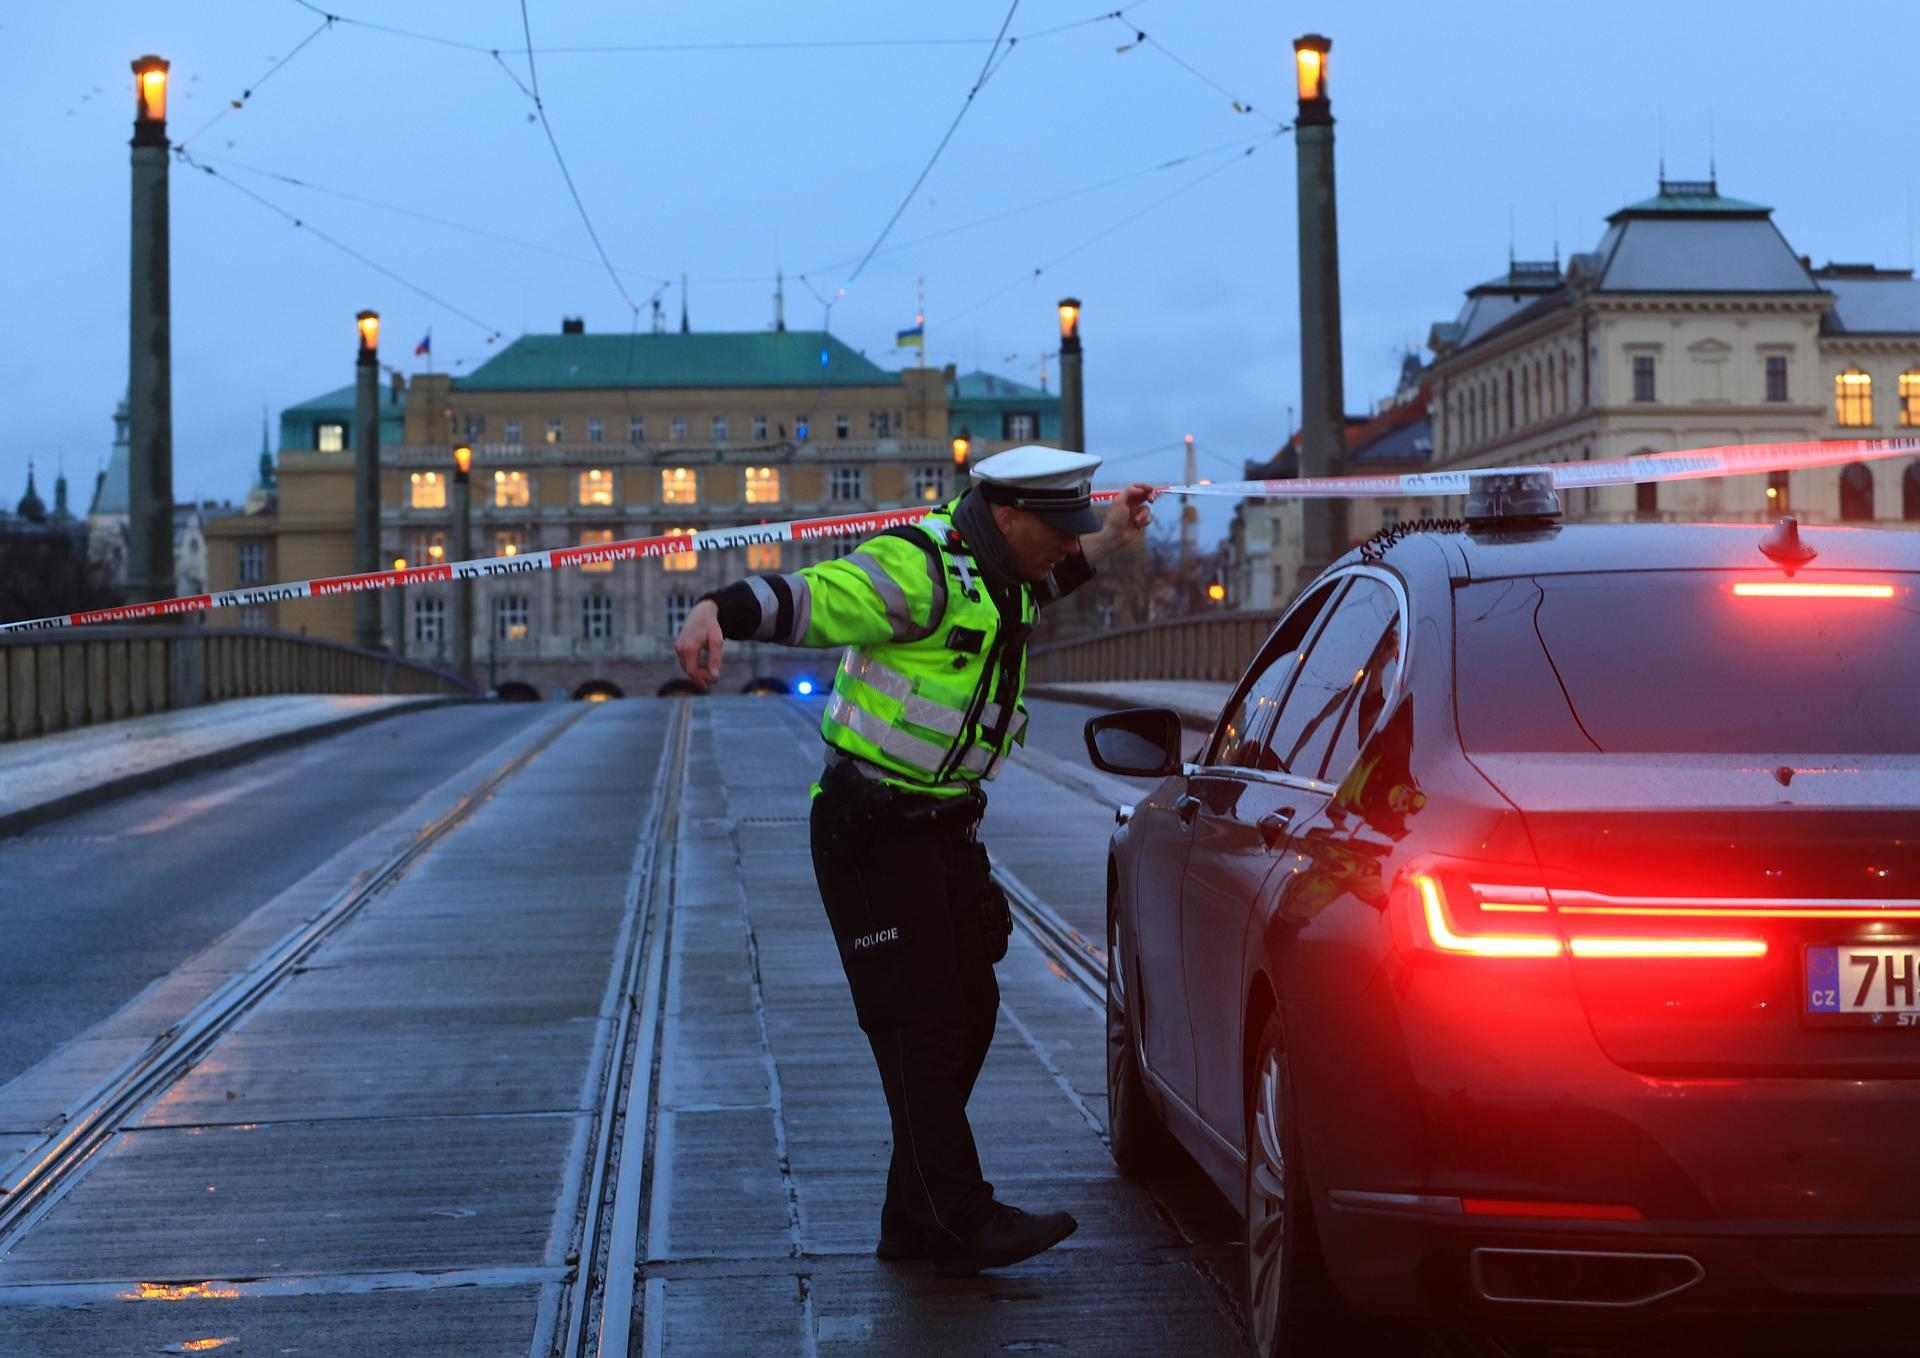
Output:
[6, 1, 1914, 548]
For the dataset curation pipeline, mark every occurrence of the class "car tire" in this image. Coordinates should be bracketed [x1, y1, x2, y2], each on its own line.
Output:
[1105, 901, 1181, 1176]
[1245, 1012, 1342, 1356]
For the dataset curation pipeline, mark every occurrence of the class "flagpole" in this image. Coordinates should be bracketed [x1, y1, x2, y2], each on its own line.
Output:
[916, 276, 925, 370]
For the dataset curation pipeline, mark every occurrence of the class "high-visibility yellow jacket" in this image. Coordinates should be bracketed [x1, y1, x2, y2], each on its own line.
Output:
[720, 499, 1079, 797]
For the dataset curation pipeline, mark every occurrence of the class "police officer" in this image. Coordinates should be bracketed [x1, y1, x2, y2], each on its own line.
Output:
[674, 447, 1153, 1271]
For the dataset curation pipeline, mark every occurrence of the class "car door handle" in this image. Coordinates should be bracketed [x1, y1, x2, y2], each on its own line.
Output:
[1174, 794, 1202, 824]
[1258, 808, 1295, 850]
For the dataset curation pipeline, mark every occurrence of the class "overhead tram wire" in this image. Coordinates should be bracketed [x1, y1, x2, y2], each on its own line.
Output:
[174, 149, 505, 341]
[177, 13, 337, 151]
[517, 0, 641, 319]
[842, 0, 1022, 287]
[1106, 15, 1285, 130]
[943, 130, 1285, 328]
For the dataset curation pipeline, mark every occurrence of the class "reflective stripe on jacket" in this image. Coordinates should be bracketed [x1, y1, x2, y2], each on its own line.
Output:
[771, 502, 1035, 797]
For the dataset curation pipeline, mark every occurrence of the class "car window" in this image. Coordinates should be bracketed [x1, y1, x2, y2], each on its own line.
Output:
[1314, 599, 1403, 781]
[1262, 577, 1396, 778]
[1208, 580, 1344, 768]
[1455, 572, 1920, 754]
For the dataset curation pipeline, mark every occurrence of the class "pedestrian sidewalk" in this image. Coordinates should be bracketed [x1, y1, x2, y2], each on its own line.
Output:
[1026, 680, 1232, 730]
[0, 694, 457, 835]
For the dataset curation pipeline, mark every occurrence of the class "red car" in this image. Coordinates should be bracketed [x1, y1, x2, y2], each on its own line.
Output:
[1088, 489, 1920, 1355]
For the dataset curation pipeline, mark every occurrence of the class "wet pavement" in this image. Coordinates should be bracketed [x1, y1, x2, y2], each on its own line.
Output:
[0, 697, 1250, 1356]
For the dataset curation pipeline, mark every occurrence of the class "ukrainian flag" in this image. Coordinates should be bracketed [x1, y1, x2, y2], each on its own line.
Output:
[895, 324, 924, 350]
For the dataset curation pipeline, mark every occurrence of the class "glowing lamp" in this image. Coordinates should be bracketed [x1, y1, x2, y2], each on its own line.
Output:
[356, 310, 380, 355]
[1292, 34, 1330, 104]
[796, 678, 816, 696]
[1206, 582, 1226, 602]
[392, 557, 408, 571]
[1057, 298, 1082, 345]
[453, 444, 473, 477]
[132, 55, 169, 123]
[951, 432, 971, 467]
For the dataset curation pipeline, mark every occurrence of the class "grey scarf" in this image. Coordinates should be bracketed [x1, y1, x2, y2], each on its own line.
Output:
[952, 489, 1020, 595]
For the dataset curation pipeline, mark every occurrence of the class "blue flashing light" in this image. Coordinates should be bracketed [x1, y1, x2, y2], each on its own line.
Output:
[796, 678, 816, 697]
[819, 347, 830, 368]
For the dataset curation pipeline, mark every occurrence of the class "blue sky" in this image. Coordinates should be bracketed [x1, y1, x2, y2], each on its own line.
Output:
[4, 1, 1914, 546]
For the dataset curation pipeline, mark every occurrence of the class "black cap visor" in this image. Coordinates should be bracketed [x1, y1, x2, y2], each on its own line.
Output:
[980, 481, 1103, 536]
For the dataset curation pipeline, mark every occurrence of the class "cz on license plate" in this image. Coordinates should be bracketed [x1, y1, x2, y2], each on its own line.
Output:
[1806, 945, 1920, 1027]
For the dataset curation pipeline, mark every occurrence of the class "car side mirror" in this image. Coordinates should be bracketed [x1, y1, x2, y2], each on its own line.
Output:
[1084, 708, 1184, 778]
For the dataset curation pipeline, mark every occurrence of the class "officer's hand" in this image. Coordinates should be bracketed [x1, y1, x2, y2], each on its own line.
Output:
[1109, 482, 1155, 535]
[674, 599, 724, 687]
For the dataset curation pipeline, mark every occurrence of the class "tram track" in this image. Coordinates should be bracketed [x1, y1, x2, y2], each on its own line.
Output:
[544, 699, 690, 1358]
[0, 703, 595, 1257]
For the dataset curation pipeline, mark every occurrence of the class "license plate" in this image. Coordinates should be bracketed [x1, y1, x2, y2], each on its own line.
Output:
[1806, 945, 1920, 1027]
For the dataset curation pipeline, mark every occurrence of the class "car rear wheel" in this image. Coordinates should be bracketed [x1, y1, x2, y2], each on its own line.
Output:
[1105, 902, 1181, 1175]
[1245, 1014, 1340, 1356]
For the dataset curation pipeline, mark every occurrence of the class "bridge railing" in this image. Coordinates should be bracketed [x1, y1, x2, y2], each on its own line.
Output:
[0, 627, 473, 743]
[1026, 610, 1282, 684]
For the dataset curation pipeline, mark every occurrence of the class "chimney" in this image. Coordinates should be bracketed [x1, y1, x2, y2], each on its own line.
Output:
[561, 316, 585, 334]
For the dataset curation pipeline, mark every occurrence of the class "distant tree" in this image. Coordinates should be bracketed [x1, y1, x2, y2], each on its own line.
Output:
[0, 532, 123, 623]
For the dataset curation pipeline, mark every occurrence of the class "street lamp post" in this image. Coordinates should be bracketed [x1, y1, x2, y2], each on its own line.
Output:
[128, 55, 175, 605]
[1057, 299, 1084, 453]
[951, 429, 972, 492]
[451, 443, 474, 688]
[386, 553, 407, 657]
[1292, 34, 1348, 587]
[354, 310, 382, 648]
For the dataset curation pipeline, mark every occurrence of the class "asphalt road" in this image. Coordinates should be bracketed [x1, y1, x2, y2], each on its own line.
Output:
[0, 703, 548, 1087]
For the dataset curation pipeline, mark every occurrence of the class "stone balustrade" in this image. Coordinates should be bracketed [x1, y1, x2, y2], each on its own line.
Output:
[1026, 610, 1282, 685]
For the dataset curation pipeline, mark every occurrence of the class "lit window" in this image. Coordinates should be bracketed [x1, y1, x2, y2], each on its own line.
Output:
[494, 529, 524, 558]
[581, 593, 614, 639]
[712, 415, 729, 442]
[578, 528, 615, 573]
[237, 541, 265, 583]
[1766, 472, 1790, 512]
[546, 419, 565, 445]
[752, 414, 768, 440]
[869, 410, 893, 437]
[664, 527, 697, 572]
[1003, 412, 1037, 441]
[912, 466, 945, 503]
[408, 529, 446, 564]
[316, 422, 346, 452]
[587, 417, 604, 444]
[494, 593, 529, 640]
[834, 413, 851, 439]
[1899, 370, 1920, 427]
[661, 468, 698, 505]
[1765, 354, 1789, 403]
[1632, 354, 1656, 403]
[504, 421, 523, 446]
[629, 416, 647, 444]
[1835, 367, 1873, 427]
[411, 595, 446, 644]
[671, 416, 687, 441]
[747, 542, 782, 571]
[829, 466, 865, 502]
[578, 468, 615, 506]
[665, 591, 695, 637]
[744, 466, 781, 504]
[409, 470, 446, 509]
[493, 469, 530, 508]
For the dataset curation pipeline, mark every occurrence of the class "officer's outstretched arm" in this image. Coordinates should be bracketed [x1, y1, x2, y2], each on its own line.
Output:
[678, 536, 941, 684]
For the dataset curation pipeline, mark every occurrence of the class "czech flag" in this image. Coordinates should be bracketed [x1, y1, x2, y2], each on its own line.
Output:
[895, 324, 924, 350]
[414, 331, 432, 357]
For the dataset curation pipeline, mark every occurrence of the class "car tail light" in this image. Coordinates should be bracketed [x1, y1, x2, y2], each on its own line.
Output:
[1404, 873, 1768, 962]
[1731, 580, 1896, 600]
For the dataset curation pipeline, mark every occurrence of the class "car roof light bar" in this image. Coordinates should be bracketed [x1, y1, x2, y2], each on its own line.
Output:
[1464, 469, 1561, 525]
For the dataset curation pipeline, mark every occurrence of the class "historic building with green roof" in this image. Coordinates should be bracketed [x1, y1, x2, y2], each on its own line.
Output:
[228, 323, 1059, 699]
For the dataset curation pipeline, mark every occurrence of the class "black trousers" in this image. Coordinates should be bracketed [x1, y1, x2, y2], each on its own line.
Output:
[810, 785, 1001, 1245]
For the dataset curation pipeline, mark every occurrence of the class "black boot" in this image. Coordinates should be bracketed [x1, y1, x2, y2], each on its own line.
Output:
[938, 1201, 1078, 1273]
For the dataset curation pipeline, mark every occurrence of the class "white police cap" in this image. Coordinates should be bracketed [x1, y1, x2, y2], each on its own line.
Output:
[968, 445, 1104, 534]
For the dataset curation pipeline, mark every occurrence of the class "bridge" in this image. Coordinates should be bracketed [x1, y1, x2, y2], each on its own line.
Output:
[0, 615, 1367, 1356]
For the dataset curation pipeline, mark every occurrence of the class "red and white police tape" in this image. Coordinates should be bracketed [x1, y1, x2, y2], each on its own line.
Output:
[4, 435, 1916, 635]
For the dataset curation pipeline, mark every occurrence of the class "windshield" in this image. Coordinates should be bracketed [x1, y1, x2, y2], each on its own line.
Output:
[1454, 572, 1920, 754]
